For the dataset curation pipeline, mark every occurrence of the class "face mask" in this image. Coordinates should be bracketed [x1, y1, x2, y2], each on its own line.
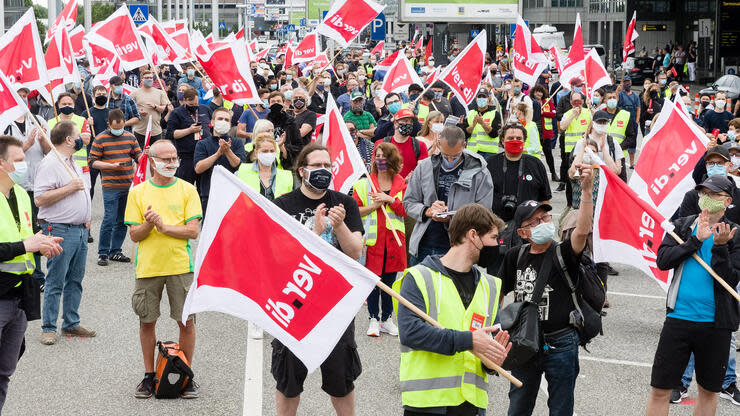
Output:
[623, 84, 632, 92]
[504, 84, 512, 90]
[303, 167, 332, 191]
[592, 97, 601, 105]
[269, 84, 277, 91]
[142, 79, 154, 87]
[153, 159, 178, 178]
[504, 139, 524, 155]
[428, 60, 435, 66]
[431, 123, 444, 134]
[213, 120, 230, 136]
[728, 130, 736, 141]
[323, 79, 331, 87]
[293, 98, 306, 110]
[110, 128, 124, 137]
[186, 104, 200, 113]
[113, 85, 123, 95]
[433, 91, 443, 100]
[715, 100, 726, 110]
[513, 87, 522, 95]
[659, 79, 666, 86]
[284, 91, 293, 101]
[698, 194, 726, 214]
[650, 90, 658, 99]
[176, 91, 185, 101]
[732, 155, 740, 171]
[71, 137, 84, 151]
[701, 101, 710, 108]
[592, 123, 609, 134]
[398, 123, 414, 136]
[94, 95, 107, 106]
[388, 102, 401, 114]
[7, 161, 27, 184]
[476, 97, 488, 108]
[707, 164, 727, 177]
[441, 153, 462, 171]
[287, 74, 293, 81]
[187, 69, 195, 77]
[352, 105, 363, 114]
[317, 84, 325, 91]
[530, 221, 556, 244]
[59, 105, 75, 115]
[257, 152, 277, 166]
[375, 157, 388, 171]
[574, 87, 583, 94]
[606, 99, 618, 109]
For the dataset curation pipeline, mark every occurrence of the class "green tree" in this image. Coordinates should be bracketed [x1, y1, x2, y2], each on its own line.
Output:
[76, 3, 116, 25]
[24, 0, 48, 40]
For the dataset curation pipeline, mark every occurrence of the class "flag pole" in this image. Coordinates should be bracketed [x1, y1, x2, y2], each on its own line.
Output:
[366, 177, 403, 247]
[668, 231, 740, 301]
[27, 110, 76, 179]
[79, 86, 96, 138]
[545, 84, 563, 105]
[375, 281, 523, 387]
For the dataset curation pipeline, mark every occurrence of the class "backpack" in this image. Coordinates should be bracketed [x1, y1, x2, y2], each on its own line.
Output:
[154, 341, 194, 399]
[384, 136, 421, 159]
[605, 135, 629, 182]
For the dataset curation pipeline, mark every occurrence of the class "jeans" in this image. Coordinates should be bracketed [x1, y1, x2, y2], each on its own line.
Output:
[43, 223, 88, 333]
[0, 299, 26, 412]
[681, 332, 737, 390]
[508, 329, 580, 416]
[409, 245, 449, 267]
[367, 272, 396, 321]
[98, 190, 128, 257]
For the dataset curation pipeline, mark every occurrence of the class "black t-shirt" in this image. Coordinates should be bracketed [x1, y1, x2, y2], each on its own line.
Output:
[444, 266, 476, 309]
[274, 188, 364, 250]
[500, 239, 581, 333]
[85, 107, 110, 144]
[702, 110, 734, 134]
[294, 110, 317, 143]
[487, 154, 551, 221]
[420, 164, 462, 250]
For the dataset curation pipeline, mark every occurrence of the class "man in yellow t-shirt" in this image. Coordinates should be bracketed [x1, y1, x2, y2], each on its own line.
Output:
[123, 139, 202, 400]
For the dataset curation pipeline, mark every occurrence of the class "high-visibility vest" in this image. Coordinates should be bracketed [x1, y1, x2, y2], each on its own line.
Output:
[562, 108, 591, 153]
[352, 177, 404, 246]
[416, 102, 430, 124]
[543, 102, 553, 132]
[662, 86, 672, 99]
[524, 122, 542, 160]
[0, 185, 35, 276]
[237, 162, 293, 199]
[393, 265, 501, 410]
[223, 100, 235, 111]
[466, 108, 499, 154]
[244, 142, 283, 169]
[48, 115, 88, 169]
[606, 109, 631, 158]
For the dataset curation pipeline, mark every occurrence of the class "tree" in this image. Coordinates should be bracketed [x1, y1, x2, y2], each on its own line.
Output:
[76, 3, 116, 25]
[24, 0, 48, 40]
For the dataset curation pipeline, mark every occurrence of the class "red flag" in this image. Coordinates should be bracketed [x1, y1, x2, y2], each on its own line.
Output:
[370, 41, 384, 57]
[205, 33, 214, 44]
[425, 66, 440, 85]
[45, 25, 80, 100]
[583, 48, 611, 99]
[424, 37, 433, 64]
[375, 50, 399, 72]
[182, 167, 378, 372]
[320, 94, 368, 193]
[254, 47, 270, 61]
[69, 26, 86, 59]
[196, 38, 261, 105]
[170, 28, 193, 61]
[92, 54, 122, 88]
[623, 11, 639, 63]
[45, 0, 77, 44]
[317, 0, 384, 47]
[87, 6, 149, 71]
[0, 70, 29, 133]
[312, 113, 326, 142]
[139, 16, 188, 65]
[591, 150, 675, 291]
[560, 13, 586, 90]
[512, 15, 549, 87]
[548, 46, 566, 75]
[628, 99, 709, 217]
[162, 20, 187, 34]
[437, 30, 487, 105]
[0, 9, 52, 105]
[248, 40, 258, 55]
[313, 52, 337, 74]
[284, 46, 295, 70]
[292, 32, 321, 64]
[132, 116, 153, 188]
[84, 35, 117, 75]
[414, 35, 423, 52]
[235, 27, 245, 40]
[378, 53, 423, 100]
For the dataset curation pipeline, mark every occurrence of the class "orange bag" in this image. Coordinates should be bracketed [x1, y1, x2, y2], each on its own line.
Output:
[154, 341, 194, 399]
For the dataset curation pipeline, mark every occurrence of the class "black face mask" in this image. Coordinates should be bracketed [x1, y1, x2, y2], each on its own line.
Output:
[94, 96, 107, 106]
[304, 168, 332, 191]
[59, 105, 75, 115]
[649, 90, 658, 99]
[701, 101, 710, 108]
[476, 245, 500, 268]
[398, 123, 414, 137]
[186, 104, 199, 113]
[269, 103, 284, 114]
[293, 98, 306, 110]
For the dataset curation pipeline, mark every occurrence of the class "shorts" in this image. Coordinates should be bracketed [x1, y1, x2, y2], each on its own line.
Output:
[131, 273, 195, 323]
[271, 320, 361, 398]
[650, 317, 731, 392]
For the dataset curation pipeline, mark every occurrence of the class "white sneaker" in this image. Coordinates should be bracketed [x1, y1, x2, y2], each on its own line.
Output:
[367, 318, 380, 337]
[380, 318, 398, 336]
[249, 322, 264, 339]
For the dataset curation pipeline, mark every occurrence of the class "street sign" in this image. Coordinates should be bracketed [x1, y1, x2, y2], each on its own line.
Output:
[129, 4, 149, 25]
[219, 21, 226, 30]
[371, 12, 386, 41]
[510, 20, 528, 39]
[300, 18, 306, 27]
[471, 29, 479, 38]
[287, 24, 296, 31]
[322, 11, 328, 21]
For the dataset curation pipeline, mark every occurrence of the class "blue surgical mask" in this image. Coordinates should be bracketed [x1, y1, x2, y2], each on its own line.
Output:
[476, 97, 488, 108]
[530, 221, 556, 244]
[7, 161, 28, 184]
[728, 130, 736, 141]
[388, 102, 401, 114]
[441, 153, 462, 171]
[263, 99, 270, 108]
[113, 85, 123, 95]
[187, 69, 195, 77]
[707, 164, 727, 177]
[574, 87, 583, 94]
[284, 91, 293, 101]
[110, 128, 125, 137]
[592, 96, 601, 105]
[607, 98, 618, 109]
[433, 91, 443, 100]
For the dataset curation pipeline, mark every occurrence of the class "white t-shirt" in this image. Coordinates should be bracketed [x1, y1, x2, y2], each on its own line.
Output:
[573, 135, 624, 162]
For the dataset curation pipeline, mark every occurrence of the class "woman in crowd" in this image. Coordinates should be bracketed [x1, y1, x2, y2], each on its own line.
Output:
[238, 132, 294, 201]
[415, 110, 444, 156]
[514, 102, 542, 159]
[530, 84, 558, 180]
[640, 83, 664, 135]
[366, 81, 387, 121]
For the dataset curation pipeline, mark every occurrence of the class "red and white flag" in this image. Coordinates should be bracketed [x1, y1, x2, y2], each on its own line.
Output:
[254, 47, 270, 62]
[0, 9, 52, 105]
[424, 37, 434, 64]
[84, 35, 118, 75]
[378, 53, 423, 100]
[196, 38, 261, 105]
[292, 32, 321, 64]
[414, 35, 423, 52]
[317, 0, 384, 47]
[182, 166, 378, 372]
[548, 46, 566, 75]
[583, 48, 611, 99]
[628, 98, 709, 218]
[426, 66, 440, 85]
[205, 33, 214, 44]
[248, 40, 258, 56]
[623, 11, 639, 63]
[68, 26, 86, 59]
[512, 15, 549, 87]
[190, 30, 211, 56]
[284, 46, 295, 70]
[313, 52, 337, 74]
[591, 149, 675, 291]
[162, 20, 187, 34]
[45, 0, 77, 44]
[235, 27, 245, 40]
[560, 13, 586, 90]
[319, 94, 368, 193]
[437, 30, 487, 105]
[0, 70, 30, 133]
[45, 25, 81, 100]
[170, 28, 193, 62]
[139, 16, 188, 65]
[375, 50, 399, 72]
[132, 116, 153, 188]
[86, 6, 149, 71]
[92, 54, 122, 88]
[312, 113, 326, 143]
[370, 41, 384, 57]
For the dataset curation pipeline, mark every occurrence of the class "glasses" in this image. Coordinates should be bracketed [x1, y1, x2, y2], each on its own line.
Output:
[152, 156, 180, 164]
[699, 190, 730, 199]
[306, 162, 332, 169]
[347, 128, 357, 133]
[522, 213, 552, 229]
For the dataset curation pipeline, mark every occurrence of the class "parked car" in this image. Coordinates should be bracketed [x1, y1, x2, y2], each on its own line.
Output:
[616, 56, 654, 84]
[699, 75, 740, 100]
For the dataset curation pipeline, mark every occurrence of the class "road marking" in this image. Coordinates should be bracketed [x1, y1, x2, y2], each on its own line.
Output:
[608, 291, 664, 300]
[580, 356, 653, 368]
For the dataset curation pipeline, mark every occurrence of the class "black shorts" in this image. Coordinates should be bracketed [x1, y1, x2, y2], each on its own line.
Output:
[650, 317, 731, 392]
[271, 320, 361, 398]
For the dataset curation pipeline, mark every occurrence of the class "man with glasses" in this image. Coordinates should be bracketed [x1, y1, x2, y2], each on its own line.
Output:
[680, 146, 740, 224]
[373, 93, 421, 142]
[131, 69, 171, 149]
[124, 139, 202, 399]
[498, 160, 595, 416]
[558, 91, 590, 207]
[404, 125, 493, 266]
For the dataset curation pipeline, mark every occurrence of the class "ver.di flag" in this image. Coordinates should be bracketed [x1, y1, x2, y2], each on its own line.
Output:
[0, 70, 30, 133]
[182, 167, 379, 372]
[132, 116, 153, 188]
[86, 5, 149, 71]
[623, 11, 639, 63]
[437, 30, 487, 105]
[319, 94, 368, 193]
[317, 0, 385, 47]
[196, 38, 261, 105]
[560, 13, 586, 90]
[45, 0, 77, 44]
[583, 49, 611, 99]
[377, 52, 423, 100]
[512, 16, 549, 87]
[45, 25, 81, 101]
[292, 31, 321, 64]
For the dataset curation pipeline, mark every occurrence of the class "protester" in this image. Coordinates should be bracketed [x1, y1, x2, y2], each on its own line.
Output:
[337, 78, 360, 115]
[505, 79, 533, 123]
[83, 86, 110, 201]
[703, 92, 735, 138]
[124, 139, 202, 399]
[680, 146, 740, 224]
[166, 86, 212, 184]
[463, 88, 502, 159]
[178, 63, 203, 91]
[107, 76, 141, 131]
[237, 133, 294, 200]
[48, 93, 92, 191]
[267, 91, 305, 167]
[531, 84, 558, 180]
[236, 88, 270, 140]
[130, 69, 170, 149]
[346, 121, 373, 171]
[559, 91, 591, 207]
[376, 109, 428, 182]
[616, 76, 641, 167]
[34, 121, 95, 345]
[428, 82, 453, 118]
[514, 102, 543, 159]
[343, 91, 377, 141]
[375, 92, 421, 141]
[640, 83, 664, 136]
[416, 110, 444, 156]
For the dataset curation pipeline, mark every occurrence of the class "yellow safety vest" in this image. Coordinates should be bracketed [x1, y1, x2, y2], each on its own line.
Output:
[606, 109, 631, 158]
[543, 102, 553, 132]
[562, 108, 591, 153]
[352, 177, 404, 246]
[0, 185, 35, 276]
[48, 115, 88, 169]
[393, 265, 502, 410]
[524, 122, 542, 160]
[466, 108, 499, 154]
[237, 162, 293, 199]
[416, 102, 430, 125]
[663, 86, 672, 99]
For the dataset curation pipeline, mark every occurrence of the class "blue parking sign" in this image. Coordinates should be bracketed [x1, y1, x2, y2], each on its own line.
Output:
[371, 12, 385, 41]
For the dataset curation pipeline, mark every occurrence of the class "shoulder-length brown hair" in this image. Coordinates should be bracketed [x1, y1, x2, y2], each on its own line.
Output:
[371, 142, 403, 177]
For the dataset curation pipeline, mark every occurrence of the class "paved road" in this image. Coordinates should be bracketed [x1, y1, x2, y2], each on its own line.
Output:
[5, 157, 739, 416]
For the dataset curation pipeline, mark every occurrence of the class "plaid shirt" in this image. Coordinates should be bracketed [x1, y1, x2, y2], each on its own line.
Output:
[107, 93, 141, 130]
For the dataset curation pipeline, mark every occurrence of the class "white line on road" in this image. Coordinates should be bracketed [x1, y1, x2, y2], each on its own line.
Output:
[580, 356, 653, 368]
[608, 291, 665, 300]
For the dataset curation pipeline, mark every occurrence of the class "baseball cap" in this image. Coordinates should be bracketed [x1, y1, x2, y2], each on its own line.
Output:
[695, 175, 735, 196]
[476, 88, 488, 98]
[622, 75, 632, 82]
[705, 145, 730, 162]
[350, 90, 364, 100]
[724, 141, 740, 153]
[394, 108, 415, 122]
[592, 110, 612, 122]
[514, 200, 553, 228]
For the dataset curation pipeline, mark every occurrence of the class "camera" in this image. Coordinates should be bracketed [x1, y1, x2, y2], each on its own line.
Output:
[502, 194, 518, 216]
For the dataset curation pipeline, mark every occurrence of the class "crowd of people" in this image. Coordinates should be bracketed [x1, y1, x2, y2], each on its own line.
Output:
[0, 36, 739, 416]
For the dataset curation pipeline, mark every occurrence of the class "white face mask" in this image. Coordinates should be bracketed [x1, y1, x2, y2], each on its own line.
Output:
[257, 152, 277, 166]
[153, 159, 178, 178]
[592, 123, 609, 134]
[213, 120, 230, 136]
[732, 155, 740, 171]
[715, 99, 726, 110]
[431, 123, 444, 134]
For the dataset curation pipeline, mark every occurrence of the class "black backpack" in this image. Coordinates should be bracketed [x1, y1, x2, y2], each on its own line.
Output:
[384, 136, 421, 159]
[605, 135, 629, 182]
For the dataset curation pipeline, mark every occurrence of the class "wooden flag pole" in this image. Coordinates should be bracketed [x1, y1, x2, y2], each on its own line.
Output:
[366, 177, 403, 247]
[375, 281, 523, 387]
[27, 110, 76, 179]
[79, 88, 96, 138]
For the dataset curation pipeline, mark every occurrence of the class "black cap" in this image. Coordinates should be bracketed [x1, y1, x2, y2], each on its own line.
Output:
[592, 110, 613, 122]
[514, 200, 553, 228]
[705, 145, 730, 162]
[695, 175, 735, 196]
[109, 76, 123, 86]
[476, 88, 488, 98]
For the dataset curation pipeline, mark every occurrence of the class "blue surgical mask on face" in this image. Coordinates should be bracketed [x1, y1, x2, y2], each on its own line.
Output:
[388, 102, 401, 114]
[607, 98, 618, 109]
[7, 161, 28, 184]
[110, 128, 125, 137]
[592, 96, 601, 105]
[476, 97, 488, 108]
[574, 87, 583, 94]
[441, 153, 463, 171]
[707, 164, 727, 177]
[433, 91, 443, 100]
[113, 85, 123, 95]
[187, 69, 195, 77]
[530, 221, 556, 244]
[729, 130, 737, 141]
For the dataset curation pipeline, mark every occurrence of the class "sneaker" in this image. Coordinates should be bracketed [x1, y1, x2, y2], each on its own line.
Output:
[98, 255, 108, 266]
[555, 183, 566, 192]
[61, 325, 97, 338]
[367, 318, 380, 337]
[110, 253, 131, 263]
[670, 386, 688, 404]
[40, 332, 56, 345]
[88, 235, 94, 243]
[720, 382, 740, 405]
[134, 377, 155, 399]
[180, 379, 199, 399]
[380, 318, 399, 336]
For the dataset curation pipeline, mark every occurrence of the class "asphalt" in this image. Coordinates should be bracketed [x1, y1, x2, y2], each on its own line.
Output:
[4, 148, 739, 416]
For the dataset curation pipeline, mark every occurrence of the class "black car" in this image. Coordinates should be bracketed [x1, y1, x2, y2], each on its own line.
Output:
[699, 75, 740, 100]
[619, 57, 654, 84]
